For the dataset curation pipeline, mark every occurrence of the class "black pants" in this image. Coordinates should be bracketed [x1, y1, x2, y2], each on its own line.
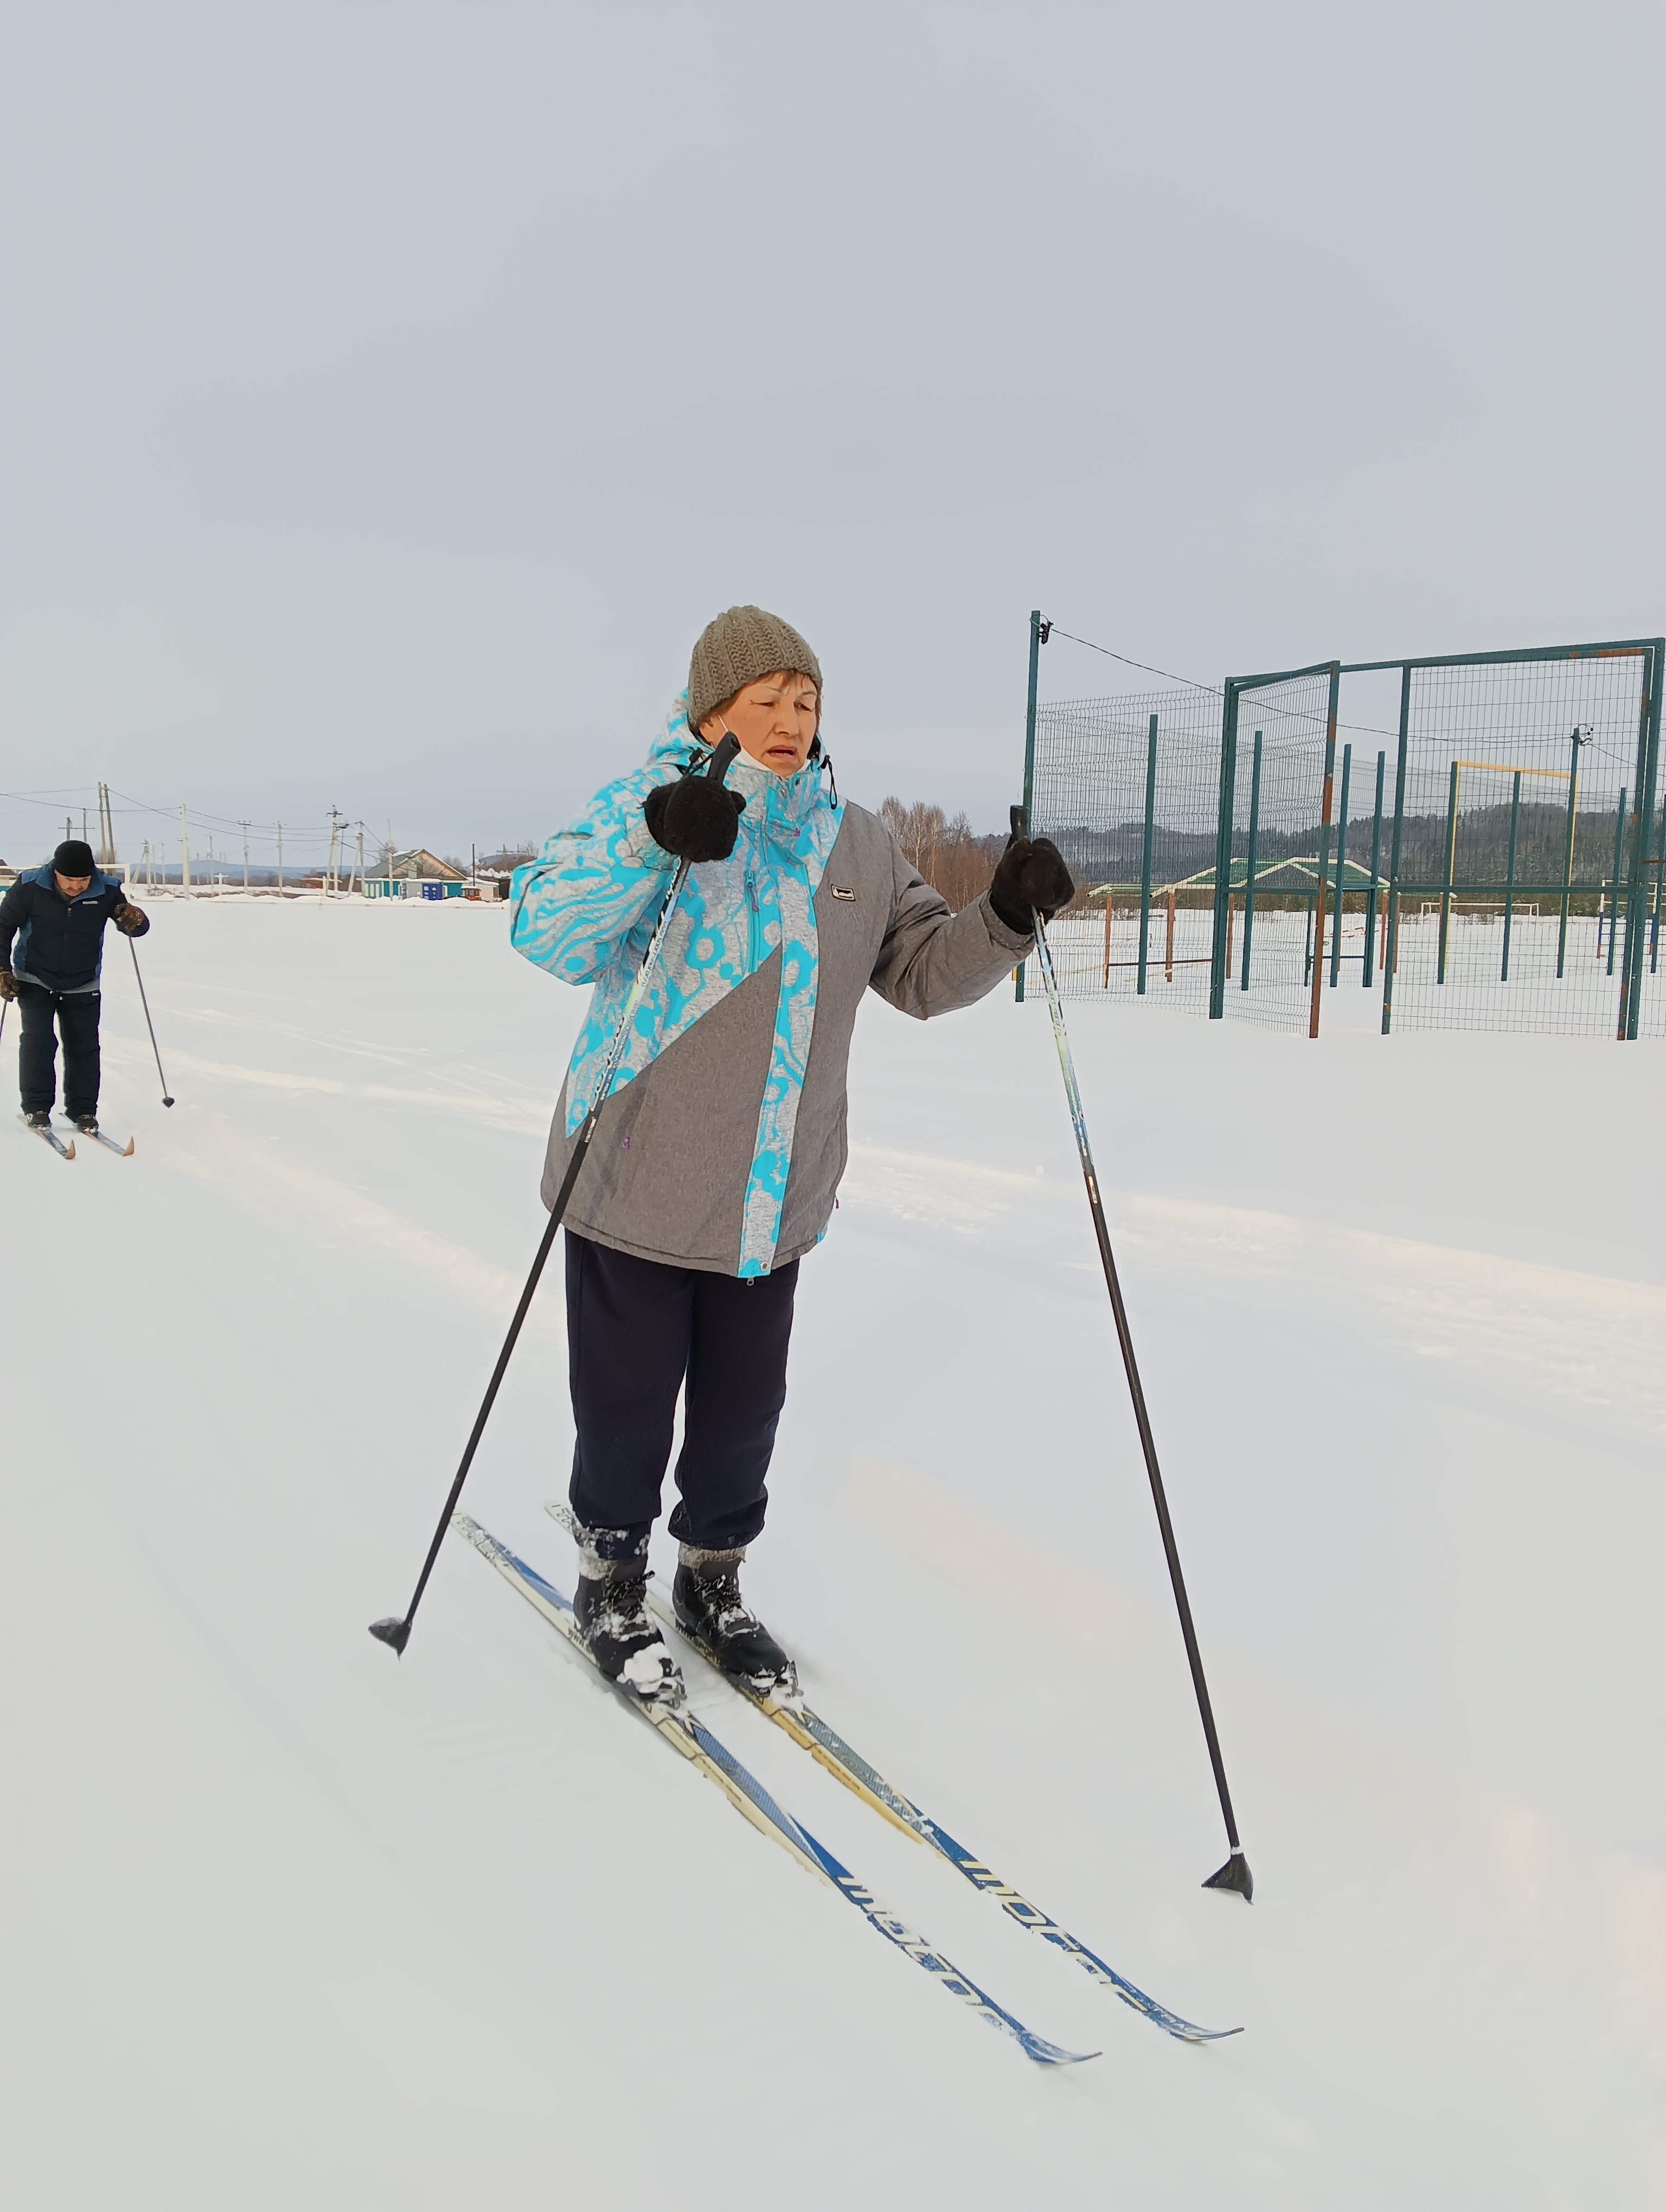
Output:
[565, 1230, 799, 1560]
[16, 983, 101, 1117]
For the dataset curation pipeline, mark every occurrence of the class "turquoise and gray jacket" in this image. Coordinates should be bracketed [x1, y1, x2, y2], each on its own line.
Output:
[510, 698, 1030, 1277]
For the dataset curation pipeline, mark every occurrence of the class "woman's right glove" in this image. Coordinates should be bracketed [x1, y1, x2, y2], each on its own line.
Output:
[988, 832, 1075, 934]
[643, 774, 746, 863]
[0, 968, 15, 1002]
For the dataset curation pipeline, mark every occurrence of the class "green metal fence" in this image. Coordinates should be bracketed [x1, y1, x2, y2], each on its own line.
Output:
[1019, 617, 1664, 1042]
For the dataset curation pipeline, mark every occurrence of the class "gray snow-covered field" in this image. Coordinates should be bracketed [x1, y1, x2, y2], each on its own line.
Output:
[4, 896, 1664, 2208]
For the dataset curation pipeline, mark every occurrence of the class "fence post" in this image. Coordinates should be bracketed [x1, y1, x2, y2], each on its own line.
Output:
[1363, 748, 1385, 987]
[1240, 729, 1263, 989]
[1330, 742, 1352, 988]
[1605, 788, 1627, 976]
[1307, 665, 1339, 1039]
[1209, 688, 1239, 1018]
[1165, 886, 1176, 982]
[1556, 728, 1582, 979]
[1016, 608, 1045, 1003]
[1437, 759, 1460, 985]
[1502, 769, 1522, 982]
[1102, 893, 1113, 988]
[1381, 665, 1411, 1034]
[1137, 715, 1157, 995]
[1620, 640, 1663, 1038]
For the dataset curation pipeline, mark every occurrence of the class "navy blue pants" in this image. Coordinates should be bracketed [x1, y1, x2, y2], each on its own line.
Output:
[565, 1230, 799, 1560]
[16, 983, 101, 1117]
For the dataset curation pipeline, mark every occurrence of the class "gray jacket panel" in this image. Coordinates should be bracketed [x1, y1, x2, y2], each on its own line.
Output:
[540, 801, 1028, 1274]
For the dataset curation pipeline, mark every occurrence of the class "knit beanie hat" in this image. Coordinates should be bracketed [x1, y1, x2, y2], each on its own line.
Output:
[687, 605, 823, 735]
[53, 839, 96, 877]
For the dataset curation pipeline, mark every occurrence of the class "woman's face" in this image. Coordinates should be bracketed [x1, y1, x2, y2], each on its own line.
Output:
[699, 671, 820, 776]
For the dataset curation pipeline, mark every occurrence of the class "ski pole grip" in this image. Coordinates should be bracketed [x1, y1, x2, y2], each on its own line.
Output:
[704, 732, 742, 782]
[1011, 803, 1029, 839]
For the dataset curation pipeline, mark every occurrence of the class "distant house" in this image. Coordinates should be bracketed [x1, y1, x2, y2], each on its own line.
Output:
[367, 848, 469, 901]
[366, 849, 503, 902]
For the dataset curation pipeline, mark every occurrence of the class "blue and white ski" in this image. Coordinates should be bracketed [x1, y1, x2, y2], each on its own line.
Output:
[453, 1514, 1095, 2070]
[544, 1501, 1236, 2044]
[20, 1114, 75, 1159]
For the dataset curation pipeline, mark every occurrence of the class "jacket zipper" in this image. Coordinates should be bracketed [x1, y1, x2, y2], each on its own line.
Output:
[746, 866, 762, 969]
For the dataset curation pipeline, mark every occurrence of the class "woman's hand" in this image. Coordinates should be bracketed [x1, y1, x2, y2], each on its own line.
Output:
[643, 777, 746, 864]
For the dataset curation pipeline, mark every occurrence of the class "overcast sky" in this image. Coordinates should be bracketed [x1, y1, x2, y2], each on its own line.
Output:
[3, 0, 1662, 869]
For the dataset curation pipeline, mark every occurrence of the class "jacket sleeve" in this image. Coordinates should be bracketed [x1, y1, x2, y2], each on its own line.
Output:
[0, 879, 25, 967]
[509, 766, 680, 987]
[868, 840, 1033, 1020]
[105, 885, 148, 935]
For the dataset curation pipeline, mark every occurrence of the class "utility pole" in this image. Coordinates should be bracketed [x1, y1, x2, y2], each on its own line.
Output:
[277, 822, 284, 893]
[180, 803, 191, 891]
[242, 821, 250, 891]
[354, 823, 365, 896]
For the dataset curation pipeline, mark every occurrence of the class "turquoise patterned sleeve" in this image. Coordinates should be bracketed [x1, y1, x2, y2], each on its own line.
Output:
[508, 767, 677, 987]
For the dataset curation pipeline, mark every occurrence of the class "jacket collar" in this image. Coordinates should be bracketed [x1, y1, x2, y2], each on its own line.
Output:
[648, 695, 837, 844]
[29, 864, 112, 899]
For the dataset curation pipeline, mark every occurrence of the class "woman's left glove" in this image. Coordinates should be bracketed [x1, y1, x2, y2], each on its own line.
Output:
[113, 900, 150, 936]
[988, 833, 1074, 934]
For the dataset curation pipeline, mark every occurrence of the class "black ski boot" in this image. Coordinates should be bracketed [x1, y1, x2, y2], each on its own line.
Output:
[672, 1556, 797, 1697]
[573, 1566, 683, 1705]
[72, 1115, 99, 1136]
[23, 1109, 50, 1129]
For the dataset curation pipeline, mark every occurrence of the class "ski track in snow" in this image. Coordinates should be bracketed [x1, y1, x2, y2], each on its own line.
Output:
[4, 897, 1665, 2209]
[842, 1146, 1666, 1432]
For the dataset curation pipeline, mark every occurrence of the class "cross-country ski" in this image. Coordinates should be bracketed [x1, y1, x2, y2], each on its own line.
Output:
[455, 1513, 1095, 2069]
[81, 1125, 136, 1156]
[19, 1112, 75, 1160]
[544, 1497, 1238, 2042]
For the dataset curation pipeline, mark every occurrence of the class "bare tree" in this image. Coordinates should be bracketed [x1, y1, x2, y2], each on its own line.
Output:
[879, 798, 1001, 911]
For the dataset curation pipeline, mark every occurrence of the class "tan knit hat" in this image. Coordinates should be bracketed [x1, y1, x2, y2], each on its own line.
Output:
[687, 605, 822, 735]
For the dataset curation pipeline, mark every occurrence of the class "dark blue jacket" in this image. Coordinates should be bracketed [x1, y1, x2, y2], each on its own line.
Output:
[0, 866, 145, 993]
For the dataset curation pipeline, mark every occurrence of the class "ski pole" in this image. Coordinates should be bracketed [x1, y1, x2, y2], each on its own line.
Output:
[370, 733, 741, 1657]
[1015, 805, 1252, 1901]
[129, 939, 175, 1106]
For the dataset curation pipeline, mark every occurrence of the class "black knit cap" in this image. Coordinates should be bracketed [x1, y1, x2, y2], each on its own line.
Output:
[53, 840, 96, 877]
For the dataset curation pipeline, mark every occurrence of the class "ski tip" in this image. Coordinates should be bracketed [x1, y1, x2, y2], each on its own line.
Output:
[1021, 2035, 1100, 2068]
[64, 1139, 76, 1159]
[120, 1136, 136, 1156]
[1202, 1850, 1253, 1903]
[368, 1616, 411, 1656]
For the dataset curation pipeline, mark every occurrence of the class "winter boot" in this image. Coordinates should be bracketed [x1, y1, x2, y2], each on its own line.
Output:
[572, 1562, 683, 1705]
[22, 1109, 50, 1129]
[672, 1551, 797, 1697]
[72, 1115, 99, 1135]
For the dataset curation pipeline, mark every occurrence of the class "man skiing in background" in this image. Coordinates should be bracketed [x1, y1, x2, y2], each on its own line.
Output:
[510, 605, 1073, 1701]
[0, 838, 150, 1137]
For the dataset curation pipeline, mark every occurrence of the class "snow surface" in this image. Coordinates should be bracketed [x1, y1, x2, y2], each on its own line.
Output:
[4, 896, 1664, 2208]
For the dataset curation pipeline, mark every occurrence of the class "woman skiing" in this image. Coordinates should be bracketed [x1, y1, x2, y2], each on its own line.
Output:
[510, 605, 1072, 1701]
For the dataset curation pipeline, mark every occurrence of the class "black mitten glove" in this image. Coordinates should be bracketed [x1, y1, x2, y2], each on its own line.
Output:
[643, 773, 747, 863]
[988, 833, 1074, 934]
